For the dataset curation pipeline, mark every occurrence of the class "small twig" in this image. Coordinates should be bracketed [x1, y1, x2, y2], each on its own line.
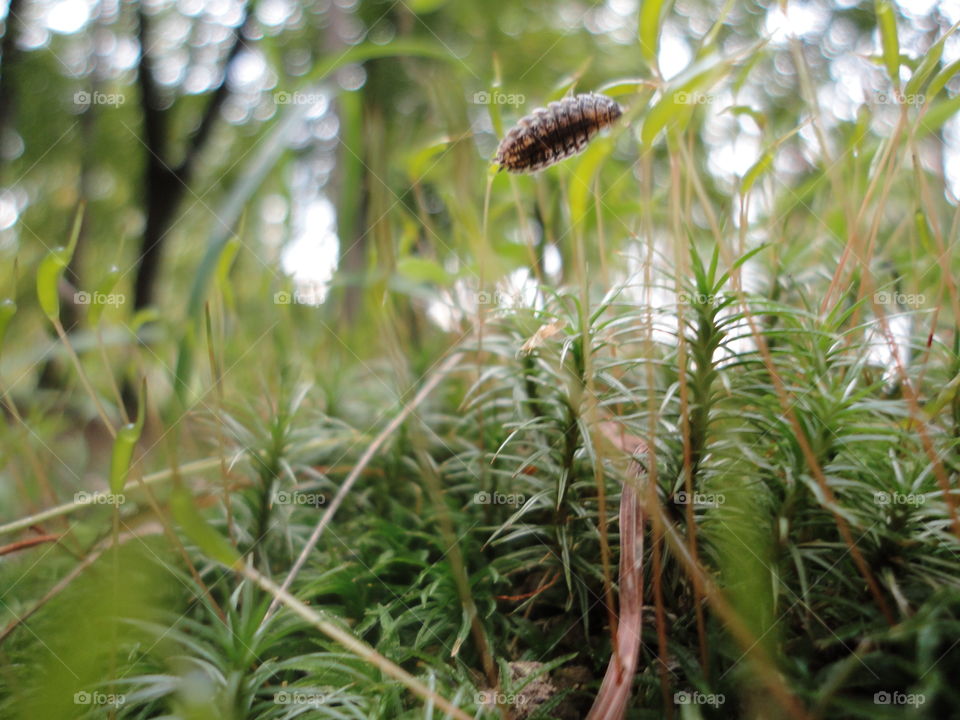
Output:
[0, 533, 60, 556]
[586, 477, 644, 720]
[0, 456, 221, 537]
[0, 432, 357, 538]
[495, 571, 560, 602]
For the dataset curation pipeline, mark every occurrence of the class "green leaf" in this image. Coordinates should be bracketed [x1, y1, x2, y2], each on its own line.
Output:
[109, 379, 146, 494]
[396, 257, 453, 286]
[170, 485, 240, 567]
[485, 83, 506, 143]
[904, 36, 943, 97]
[87, 265, 122, 326]
[36, 206, 83, 322]
[916, 95, 960, 138]
[906, 20, 960, 98]
[699, 0, 736, 58]
[131, 307, 161, 332]
[926, 58, 960, 101]
[922, 372, 960, 420]
[406, 0, 447, 13]
[639, 0, 670, 67]
[915, 211, 934, 254]
[36, 248, 70, 322]
[215, 236, 240, 288]
[406, 137, 454, 180]
[876, 1, 900, 89]
[570, 136, 614, 227]
[641, 60, 732, 146]
[726, 105, 767, 131]
[595, 77, 655, 99]
[715, 243, 770, 288]
[740, 151, 773, 195]
[546, 60, 594, 102]
[641, 89, 691, 147]
[215, 235, 241, 310]
[108, 428, 138, 495]
[0, 298, 16, 351]
[308, 39, 455, 85]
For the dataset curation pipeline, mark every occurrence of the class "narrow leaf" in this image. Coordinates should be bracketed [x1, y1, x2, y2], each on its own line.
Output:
[927, 58, 960, 101]
[740, 151, 773, 195]
[109, 379, 146, 494]
[36, 205, 83, 322]
[876, 1, 900, 89]
[170, 485, 240, 567]
[87, 265, 122, 326]
[0, 299, 16, 350]
[639, 0, 669, 67]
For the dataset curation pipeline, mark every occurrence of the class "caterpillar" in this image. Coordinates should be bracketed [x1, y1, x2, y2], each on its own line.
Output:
[494, 92, 623, 173]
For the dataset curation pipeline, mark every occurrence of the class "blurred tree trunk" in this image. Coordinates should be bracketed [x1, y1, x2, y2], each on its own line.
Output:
[0, 0, 24, 181]
[64, 1, 111, 334]
[327, 1, 367, 328]
[332, 88, 368, 327]
[132, 3, 249, 310]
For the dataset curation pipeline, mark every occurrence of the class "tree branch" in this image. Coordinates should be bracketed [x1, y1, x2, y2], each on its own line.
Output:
[0, 0, 26, 177]
[136, 5, 168, 162]
[132, 1, 251, 310]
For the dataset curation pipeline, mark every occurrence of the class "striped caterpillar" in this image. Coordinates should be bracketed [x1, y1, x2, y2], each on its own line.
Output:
[495, 92, 623, 173]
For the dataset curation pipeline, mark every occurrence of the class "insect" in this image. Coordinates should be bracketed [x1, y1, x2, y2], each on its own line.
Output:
[495, 92, 623, 173]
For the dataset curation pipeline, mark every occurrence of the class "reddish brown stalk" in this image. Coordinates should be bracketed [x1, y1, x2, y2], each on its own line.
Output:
[866, 289, 960, 543]
[671, 143, 709, 675]
[596, 422, 810, 718]
[649, 499, 811, 720]
[649, 506, 672, 719]
[734, 196, 895, 625]
[821, 102, 908, 314]
[743, 302, 895, 624]
[912, 150, 960, 325]
[495, 571, 560, 602]
[0, 533, 60, 556]
[586, 479, 645, 720]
